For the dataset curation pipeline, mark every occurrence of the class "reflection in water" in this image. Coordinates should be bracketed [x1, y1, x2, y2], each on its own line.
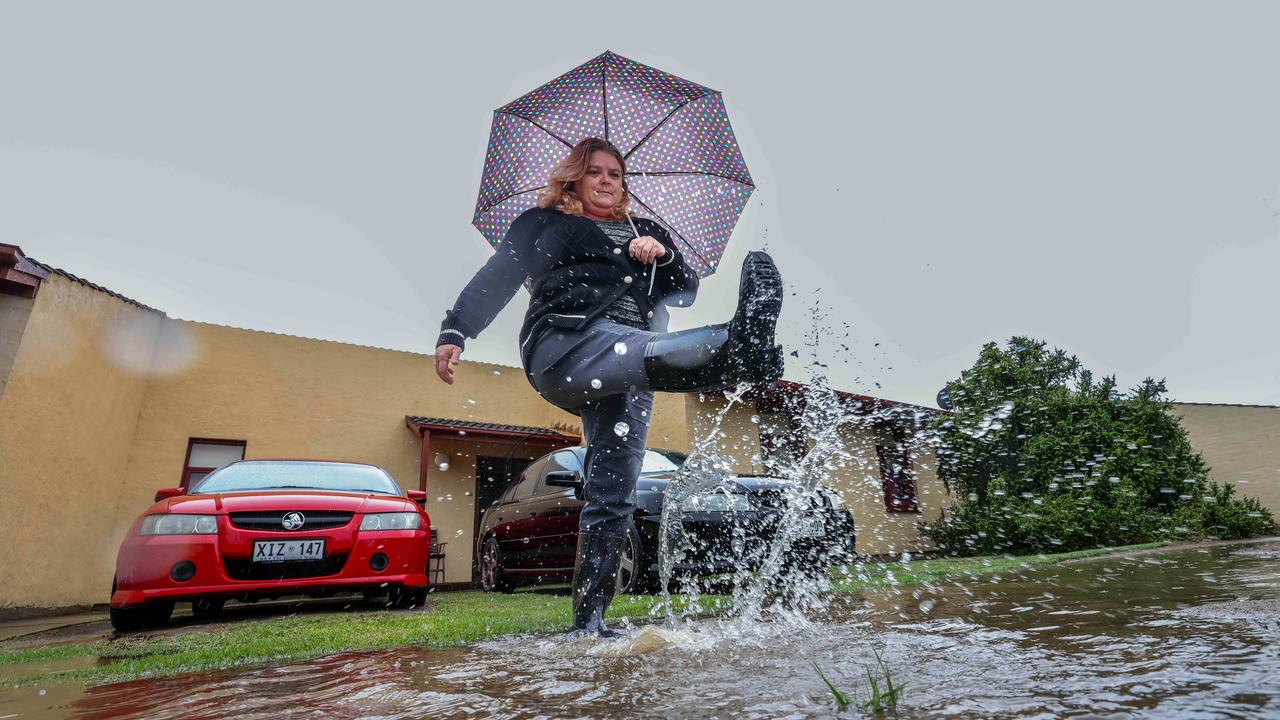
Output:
[2, 541, 1273, 718]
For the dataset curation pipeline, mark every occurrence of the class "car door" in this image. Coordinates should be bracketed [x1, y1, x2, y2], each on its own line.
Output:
[523, 449, 585, 570]
[491, 459, 546, 568]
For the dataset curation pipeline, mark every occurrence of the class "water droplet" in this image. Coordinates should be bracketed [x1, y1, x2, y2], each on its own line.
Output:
[750, 414, 761, 424]
[613, 342, 628, 355]
[522, 537, 530, 544]
[613, 422, 630, 437]
[591, 378, 602, 389]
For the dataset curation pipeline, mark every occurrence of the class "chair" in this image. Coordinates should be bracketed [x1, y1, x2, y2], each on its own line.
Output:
[429, 529, 447, 584]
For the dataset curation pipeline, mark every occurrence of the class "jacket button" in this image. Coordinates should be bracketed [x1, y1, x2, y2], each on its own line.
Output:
[624, 276, 633, 284]
[612, 247, 622, 255]
[646, 310, 654, 318]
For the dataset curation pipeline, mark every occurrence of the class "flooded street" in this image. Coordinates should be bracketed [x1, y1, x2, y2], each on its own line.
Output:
[3, 539, 1277, 718]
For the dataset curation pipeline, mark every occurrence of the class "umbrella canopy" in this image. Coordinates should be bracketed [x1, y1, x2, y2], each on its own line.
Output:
[472, 51, 754, 278]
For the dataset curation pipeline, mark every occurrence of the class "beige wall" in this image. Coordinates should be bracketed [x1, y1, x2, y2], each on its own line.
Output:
[0, 276, 164, 610]
[684, 393, 764, 474]
[1174, 402, 1280, 515]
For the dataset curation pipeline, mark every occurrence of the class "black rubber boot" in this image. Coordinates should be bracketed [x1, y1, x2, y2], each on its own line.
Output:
[643, 251, 784, 393]
[571, 529, 625, 637]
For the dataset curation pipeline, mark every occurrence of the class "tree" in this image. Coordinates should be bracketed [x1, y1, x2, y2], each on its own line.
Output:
[921, 337, 1274, 555]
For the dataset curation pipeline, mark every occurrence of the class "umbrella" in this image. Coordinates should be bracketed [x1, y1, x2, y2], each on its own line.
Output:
[471, 50, 754, 278]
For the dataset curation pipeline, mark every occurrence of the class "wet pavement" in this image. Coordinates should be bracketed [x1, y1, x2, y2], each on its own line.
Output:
[2, 538, 1278, 718]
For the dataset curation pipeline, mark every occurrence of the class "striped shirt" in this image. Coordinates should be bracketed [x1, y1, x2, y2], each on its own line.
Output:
[592, 219, 649, 329]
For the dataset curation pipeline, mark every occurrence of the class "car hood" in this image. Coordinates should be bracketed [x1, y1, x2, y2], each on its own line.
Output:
[162, 491, 416, 515]
[635, 474, 792, 494]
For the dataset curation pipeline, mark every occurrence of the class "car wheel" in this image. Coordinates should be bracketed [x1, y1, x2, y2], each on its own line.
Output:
[614, 525, 654, 595]
[191, 598, 225, 619]
[110, 601, 174, 632]
[480, 536, 515, 593]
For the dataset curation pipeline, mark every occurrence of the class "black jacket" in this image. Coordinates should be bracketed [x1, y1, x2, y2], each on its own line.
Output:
[437, 207, 700, 366]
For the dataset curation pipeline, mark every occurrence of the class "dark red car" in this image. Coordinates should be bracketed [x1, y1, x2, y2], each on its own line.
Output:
[110, 460, 431, 631]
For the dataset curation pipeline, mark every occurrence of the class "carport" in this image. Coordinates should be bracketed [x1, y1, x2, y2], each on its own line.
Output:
[404, 416, 581, 494]
[404, 417, 581, 584]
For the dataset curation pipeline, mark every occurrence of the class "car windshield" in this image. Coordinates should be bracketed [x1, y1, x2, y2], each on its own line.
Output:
[192, 461, 403, 496]
[641, 452, 679, 474]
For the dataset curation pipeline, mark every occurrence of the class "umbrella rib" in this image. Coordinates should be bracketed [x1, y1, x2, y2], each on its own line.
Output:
[602, 54, 610, 142]
[477, 185, 547, 215]
[628, 170, 756, 189]
[498, 110, 575, 149]
[622, 90, 717, 161]
[627, 193, 715, 271]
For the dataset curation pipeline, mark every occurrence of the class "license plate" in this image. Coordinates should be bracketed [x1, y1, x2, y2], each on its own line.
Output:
[252, 539, 325, 563]
[797, 517, 826, 538]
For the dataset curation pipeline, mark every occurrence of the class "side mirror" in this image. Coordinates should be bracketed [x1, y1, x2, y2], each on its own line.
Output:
[545, 470, 584, 500]
[154, 487, 184, 503]
[407, 489, 427, 505]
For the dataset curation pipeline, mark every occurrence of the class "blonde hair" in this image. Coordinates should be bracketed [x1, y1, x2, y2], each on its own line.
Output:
[537, 137, 631, 220]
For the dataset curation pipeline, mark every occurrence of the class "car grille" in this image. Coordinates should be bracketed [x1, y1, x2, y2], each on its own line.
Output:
[228, 512, 354, 531]
[223, 555, 348, 581]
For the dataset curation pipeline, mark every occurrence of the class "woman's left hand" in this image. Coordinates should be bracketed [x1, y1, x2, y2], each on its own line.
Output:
[628, 235, 668, 264]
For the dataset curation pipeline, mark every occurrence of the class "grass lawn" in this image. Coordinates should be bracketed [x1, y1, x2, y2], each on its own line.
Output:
[0, 542, 1165, 687]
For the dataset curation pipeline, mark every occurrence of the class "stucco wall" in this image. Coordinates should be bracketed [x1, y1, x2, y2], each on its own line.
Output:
[1173, 403, 1280, 515]
[685, 393, 764, 473]
[0, 276, 162, 610]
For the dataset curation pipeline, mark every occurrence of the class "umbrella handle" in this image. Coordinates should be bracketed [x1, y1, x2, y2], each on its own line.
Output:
[625, 210, 658, 296]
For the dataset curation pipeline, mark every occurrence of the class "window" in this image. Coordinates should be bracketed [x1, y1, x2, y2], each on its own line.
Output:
[182, 439, 246, 489]
[877, 443, 919, 513]
[510, 458, 547, 501]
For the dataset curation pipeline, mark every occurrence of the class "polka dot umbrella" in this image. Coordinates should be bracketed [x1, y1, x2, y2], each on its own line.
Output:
[472, 50, 754, 278]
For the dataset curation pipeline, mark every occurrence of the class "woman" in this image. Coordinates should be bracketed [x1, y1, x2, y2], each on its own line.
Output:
[435, 137, 784, 636]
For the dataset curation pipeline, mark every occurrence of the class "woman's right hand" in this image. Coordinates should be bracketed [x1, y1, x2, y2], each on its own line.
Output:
[435, 344, 462, 384]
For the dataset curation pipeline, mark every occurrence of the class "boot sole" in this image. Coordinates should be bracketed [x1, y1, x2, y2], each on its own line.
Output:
[730, 252, 784, 377]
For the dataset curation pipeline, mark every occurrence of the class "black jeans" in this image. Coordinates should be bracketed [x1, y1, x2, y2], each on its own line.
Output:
[526, 319, 657, 535]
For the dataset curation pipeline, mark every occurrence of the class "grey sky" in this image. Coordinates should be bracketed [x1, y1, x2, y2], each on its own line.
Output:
[2, 1, 1277, 408]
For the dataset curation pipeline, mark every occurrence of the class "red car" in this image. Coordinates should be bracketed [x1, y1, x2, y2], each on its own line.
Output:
[110, 459, 431, 631]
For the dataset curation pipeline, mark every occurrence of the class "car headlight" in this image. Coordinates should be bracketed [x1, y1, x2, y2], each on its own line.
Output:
[359, 512, 422, 531]
[140, 514, 218, 535]
[823, 488, 847, 511]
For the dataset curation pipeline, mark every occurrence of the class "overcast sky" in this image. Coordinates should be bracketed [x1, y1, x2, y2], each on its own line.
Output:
[3, 1, 1277, 408]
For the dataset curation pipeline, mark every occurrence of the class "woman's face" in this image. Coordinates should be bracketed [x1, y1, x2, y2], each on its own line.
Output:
[576, 150, 624, 219]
